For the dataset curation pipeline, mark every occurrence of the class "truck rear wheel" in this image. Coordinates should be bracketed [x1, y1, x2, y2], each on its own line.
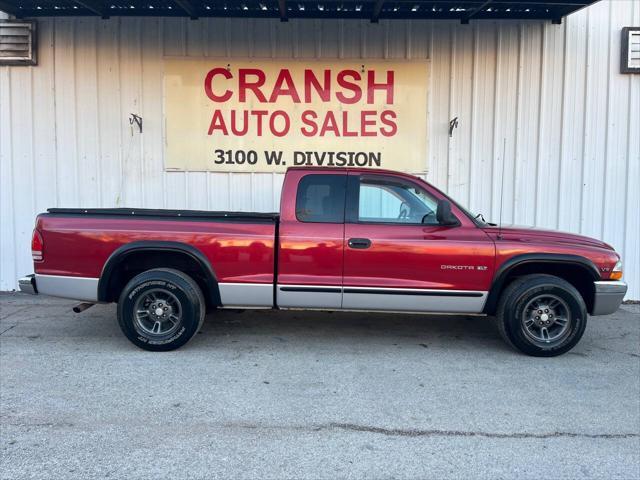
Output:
[117, 268, 205, 351]
[496, 274, 587, 357]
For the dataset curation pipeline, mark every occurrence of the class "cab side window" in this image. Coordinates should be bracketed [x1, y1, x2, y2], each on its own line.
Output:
[357, 177, 439, 225]
[296, 174, 347, 223]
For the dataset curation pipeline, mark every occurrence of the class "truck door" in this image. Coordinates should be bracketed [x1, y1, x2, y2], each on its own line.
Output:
[342, 172, 494, 313]
[277, 170, 346, 309]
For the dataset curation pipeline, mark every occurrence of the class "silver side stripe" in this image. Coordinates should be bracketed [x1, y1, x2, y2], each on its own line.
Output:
[35, 274, 99, 302]
[218, 282, 273, 308]
[342, 286, 485, 297]
[277, 284, 342, 309]
[276, 284, 487, 313]
[33, 276, 486, 313]
[342, 288, 487, 313]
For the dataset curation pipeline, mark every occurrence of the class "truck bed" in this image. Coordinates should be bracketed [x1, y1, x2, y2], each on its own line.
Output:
[35, 208, 278, 290]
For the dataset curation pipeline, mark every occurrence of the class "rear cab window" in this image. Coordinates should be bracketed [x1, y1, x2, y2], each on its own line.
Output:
[295, 174, 347, 223]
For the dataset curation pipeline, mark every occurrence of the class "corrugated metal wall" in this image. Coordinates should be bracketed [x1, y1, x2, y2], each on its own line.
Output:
[1, 0, 639, 298]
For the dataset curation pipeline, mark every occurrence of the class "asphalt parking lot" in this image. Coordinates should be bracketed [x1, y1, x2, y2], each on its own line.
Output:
[1, 293, 639, 480]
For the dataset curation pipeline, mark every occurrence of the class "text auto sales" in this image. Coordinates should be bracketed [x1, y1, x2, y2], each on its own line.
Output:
[204, 67, 398, 167]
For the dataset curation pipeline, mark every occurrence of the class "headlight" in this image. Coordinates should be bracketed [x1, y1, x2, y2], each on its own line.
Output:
[610, 259, 623, 280]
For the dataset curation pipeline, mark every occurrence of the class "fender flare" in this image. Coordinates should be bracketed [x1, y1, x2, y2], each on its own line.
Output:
[483, 253, 601, 314]
[97, 241, 221, 305]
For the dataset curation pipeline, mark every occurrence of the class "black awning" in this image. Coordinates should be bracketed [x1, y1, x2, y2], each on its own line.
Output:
[0, 0, 600, 23]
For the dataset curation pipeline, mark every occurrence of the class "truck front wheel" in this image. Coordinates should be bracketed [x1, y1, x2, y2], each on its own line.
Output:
[496, 274, 587, 357]
[117, 268, 206, 351]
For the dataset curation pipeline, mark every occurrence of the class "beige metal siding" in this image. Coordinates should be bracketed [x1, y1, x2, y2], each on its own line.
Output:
[1, 0, 639, 299]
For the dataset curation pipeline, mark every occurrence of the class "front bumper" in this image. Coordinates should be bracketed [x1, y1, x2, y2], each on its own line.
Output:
[18, 274, 38, 295]
[592, 280, 627, 316]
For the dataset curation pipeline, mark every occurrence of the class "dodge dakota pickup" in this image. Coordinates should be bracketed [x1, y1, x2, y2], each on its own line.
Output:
[19, 167, 627, 356]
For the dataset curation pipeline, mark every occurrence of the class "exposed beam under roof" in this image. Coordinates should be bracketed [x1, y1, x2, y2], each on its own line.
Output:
[173, 0, 198, 19]
[461, 0, 492, 24]
[74, 0, 107, 18]
[371, 0, 385, 23]
[278, 0, 287, 22]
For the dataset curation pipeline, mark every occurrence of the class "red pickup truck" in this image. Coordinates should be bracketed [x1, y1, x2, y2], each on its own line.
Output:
[19, 167, 626, 356]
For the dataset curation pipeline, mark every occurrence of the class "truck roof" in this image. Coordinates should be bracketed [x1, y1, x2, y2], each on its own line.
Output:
[286, 166, 422, 176]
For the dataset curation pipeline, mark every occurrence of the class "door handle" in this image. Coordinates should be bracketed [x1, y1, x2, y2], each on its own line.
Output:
[348, 238, 372, 249]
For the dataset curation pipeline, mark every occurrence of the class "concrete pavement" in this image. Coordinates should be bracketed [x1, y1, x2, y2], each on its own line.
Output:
[1, 293, 639, 479]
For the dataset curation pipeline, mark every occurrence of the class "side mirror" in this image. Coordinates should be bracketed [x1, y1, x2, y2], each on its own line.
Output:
[436, 199, 460, 226]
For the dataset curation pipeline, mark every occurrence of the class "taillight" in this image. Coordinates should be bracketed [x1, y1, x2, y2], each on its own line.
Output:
[31, 229, 43, 262]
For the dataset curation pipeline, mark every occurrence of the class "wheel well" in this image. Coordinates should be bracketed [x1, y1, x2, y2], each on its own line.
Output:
[100, 250, 219, 309]
[485, 262, 597, 315]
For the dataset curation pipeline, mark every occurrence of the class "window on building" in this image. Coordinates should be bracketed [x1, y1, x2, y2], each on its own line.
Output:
[0, 20, 37, 66]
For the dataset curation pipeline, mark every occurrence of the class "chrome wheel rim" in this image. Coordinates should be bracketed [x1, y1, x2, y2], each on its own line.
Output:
[522, 294, 571, 346]
[133, 288, 182, 337]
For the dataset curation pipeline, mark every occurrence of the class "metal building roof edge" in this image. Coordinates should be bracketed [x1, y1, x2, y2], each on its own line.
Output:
[0, 0, 601, 24]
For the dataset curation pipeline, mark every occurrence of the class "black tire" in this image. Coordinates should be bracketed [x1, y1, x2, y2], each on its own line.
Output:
[496, 274, 587, 357]
[117, 268, 206, 351]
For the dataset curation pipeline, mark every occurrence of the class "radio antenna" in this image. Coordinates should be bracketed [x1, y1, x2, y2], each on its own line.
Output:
[497, 138, 506, 240]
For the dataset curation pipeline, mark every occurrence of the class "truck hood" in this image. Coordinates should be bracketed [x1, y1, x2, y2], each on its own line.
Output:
[482, 225, 615, 250]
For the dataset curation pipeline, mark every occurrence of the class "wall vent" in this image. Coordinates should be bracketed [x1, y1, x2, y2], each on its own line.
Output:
[0, 20, 37, 66]
[621, 27, 640, 74]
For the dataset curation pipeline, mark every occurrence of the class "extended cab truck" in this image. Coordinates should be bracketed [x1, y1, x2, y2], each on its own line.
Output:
[19, 167, 627, 356]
